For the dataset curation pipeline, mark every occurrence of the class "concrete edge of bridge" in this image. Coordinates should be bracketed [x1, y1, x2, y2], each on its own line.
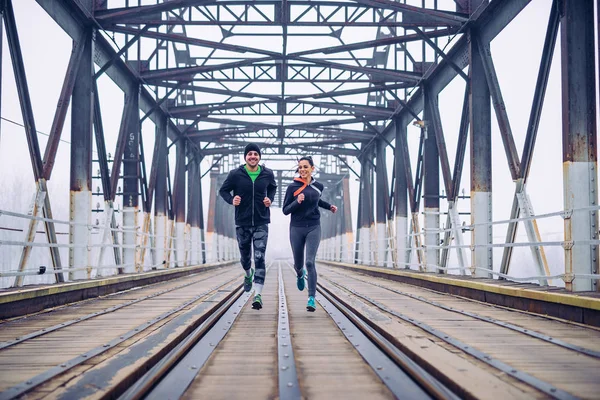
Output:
[320, 261, 600, 328]
[0, 261, 236, 320]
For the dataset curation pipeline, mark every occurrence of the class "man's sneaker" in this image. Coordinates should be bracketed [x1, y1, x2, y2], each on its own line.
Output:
[252, 294, 263, 310]
[244, 269, 254, 292]
[306, 296, 316, 312]
[297, 269, 306, 291]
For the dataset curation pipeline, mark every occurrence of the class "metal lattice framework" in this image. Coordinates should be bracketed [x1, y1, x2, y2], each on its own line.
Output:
[0, 0, 598, 292]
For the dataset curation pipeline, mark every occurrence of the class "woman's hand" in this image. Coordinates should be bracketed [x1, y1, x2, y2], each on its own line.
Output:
[297, 193, 305, 204]
[330, 205, 338, 213]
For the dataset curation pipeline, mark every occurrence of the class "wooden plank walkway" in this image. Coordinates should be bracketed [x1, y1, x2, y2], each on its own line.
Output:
[0, 261, 599, 399]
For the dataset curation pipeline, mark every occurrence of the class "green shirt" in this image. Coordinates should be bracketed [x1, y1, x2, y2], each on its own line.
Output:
[244, 165, 261, 182]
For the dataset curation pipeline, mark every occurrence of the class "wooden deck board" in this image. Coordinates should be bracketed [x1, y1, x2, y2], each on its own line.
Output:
[319, 265, 600, 399]
[181, 268, 278, 400]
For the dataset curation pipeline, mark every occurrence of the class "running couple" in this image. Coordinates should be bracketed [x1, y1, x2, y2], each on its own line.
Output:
[219, 143, 337, 311]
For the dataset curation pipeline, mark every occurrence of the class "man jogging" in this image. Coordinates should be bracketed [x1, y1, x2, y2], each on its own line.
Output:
[219, 143, 277, 310]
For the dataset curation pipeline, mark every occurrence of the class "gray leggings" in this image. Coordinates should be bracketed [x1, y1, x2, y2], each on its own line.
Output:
[290, 224, 321, 297]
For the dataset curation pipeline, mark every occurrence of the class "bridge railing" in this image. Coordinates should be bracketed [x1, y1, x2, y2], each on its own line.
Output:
[0, 208, 237, 289]
[318, 204, 600, 289]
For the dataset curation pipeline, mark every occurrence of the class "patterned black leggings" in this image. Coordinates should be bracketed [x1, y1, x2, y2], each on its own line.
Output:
[235, 224, 269, 285]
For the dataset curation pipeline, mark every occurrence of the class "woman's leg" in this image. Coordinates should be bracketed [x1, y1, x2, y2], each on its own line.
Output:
[289, 226, 307, 277]
[304, 225, 322, 298]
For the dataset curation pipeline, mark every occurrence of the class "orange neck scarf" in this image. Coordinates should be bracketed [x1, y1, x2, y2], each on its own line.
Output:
[293, 177, 311, 196]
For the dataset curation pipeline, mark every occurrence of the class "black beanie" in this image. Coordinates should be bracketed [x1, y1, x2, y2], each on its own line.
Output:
[244, 143, 261, 158]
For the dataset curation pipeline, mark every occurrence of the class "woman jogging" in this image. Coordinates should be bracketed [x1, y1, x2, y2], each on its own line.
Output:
[282, 156, 337, 311]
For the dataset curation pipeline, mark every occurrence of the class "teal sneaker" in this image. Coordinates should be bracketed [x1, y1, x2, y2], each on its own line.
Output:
[297, 269, 306, 291]
[306, 296, 316, 312]
[244, 269, 254, 292]
[252, 294, 263, 310]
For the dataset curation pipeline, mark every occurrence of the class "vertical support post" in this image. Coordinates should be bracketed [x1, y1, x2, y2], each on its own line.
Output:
[198, 164, 206, 264]
[277, 170, 283, 207]
[423, 88, 440, 272]
[395, 119, 409, 268]
[154, 115, 168, 268]
[69, 29, 93, 280]
[122, 84, 140, 273]
[188, 157, 201, 265]
[173, 140, 187, 267]
[376, 140, 389, 266]
[206, 172, 218, 262]
[560, 0, 598, 291]
[469, 27, 493, 277]
[341, 176, 354, 263]
[358, 155, 373, 265]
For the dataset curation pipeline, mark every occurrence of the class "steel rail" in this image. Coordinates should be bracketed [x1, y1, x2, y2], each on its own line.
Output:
[0, 268, 235, 350]
[120, 261, 273, 399]
[0, 278, 243, 400]
[324, 268, 600, 359]
[120, 288, 250, 400]
[317, 276, 579, 400]
[276, 262, 302, 399]
[284, 261, 457, 400]
[315, 283, 456, 400]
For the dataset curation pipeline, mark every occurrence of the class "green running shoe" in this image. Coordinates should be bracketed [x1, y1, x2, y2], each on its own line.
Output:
[252, 294, 263, 310]
[244, 269, 254, 292]
[297, 269, 306, 291]
[306, 296, 316, 312]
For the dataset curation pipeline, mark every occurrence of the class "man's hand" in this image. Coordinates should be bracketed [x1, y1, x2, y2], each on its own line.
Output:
[297, 193, 305, 204]
[330, 205, 338, 213]
[263, 197, 272, 207]
[233, 195, 241, 206]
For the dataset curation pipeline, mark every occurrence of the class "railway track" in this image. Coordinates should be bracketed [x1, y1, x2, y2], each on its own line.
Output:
[1, 261, 599, 399]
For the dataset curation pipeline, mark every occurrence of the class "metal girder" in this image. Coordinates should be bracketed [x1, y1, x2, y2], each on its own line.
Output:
[292, 56, 421, 83]
[288, 82, 413, 101]
[107, 25, 281, 57]
[560, 0, 598, 292]
[290, 27, 458, 57]
[382, 0, 530, 143]
[154, 80, 281, 101]
[5, 0, 43, 179]
[426, 87, 453, 199]
[350, 0, 467, 26]
[146, 61, 419, 84]
[96, 0, 466, 26]
[187, 125, 375, 141]
[42, 29, 90, 180]
[200, 144, 360, 157]
[36, 0, 200, 153]
[169, 99, 395, 118]
[475, 32, 521, 181]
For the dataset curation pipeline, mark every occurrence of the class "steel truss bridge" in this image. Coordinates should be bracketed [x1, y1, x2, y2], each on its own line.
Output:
[0, 0, 598, 294]
[1, 1, 600, 399]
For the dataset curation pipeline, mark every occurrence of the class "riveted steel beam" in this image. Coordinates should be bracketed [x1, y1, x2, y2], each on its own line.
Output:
[561, 0, 598, 292]
[69, 25, 94, 280]
[42, 29, 89, 180]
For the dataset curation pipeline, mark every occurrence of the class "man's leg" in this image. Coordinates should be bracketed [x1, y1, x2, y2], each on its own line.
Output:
[252, 225, 269, 289]
[236, 226, 253, 292]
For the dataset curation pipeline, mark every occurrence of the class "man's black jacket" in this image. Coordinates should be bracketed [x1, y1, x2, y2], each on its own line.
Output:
[219, 164, 277, 227]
